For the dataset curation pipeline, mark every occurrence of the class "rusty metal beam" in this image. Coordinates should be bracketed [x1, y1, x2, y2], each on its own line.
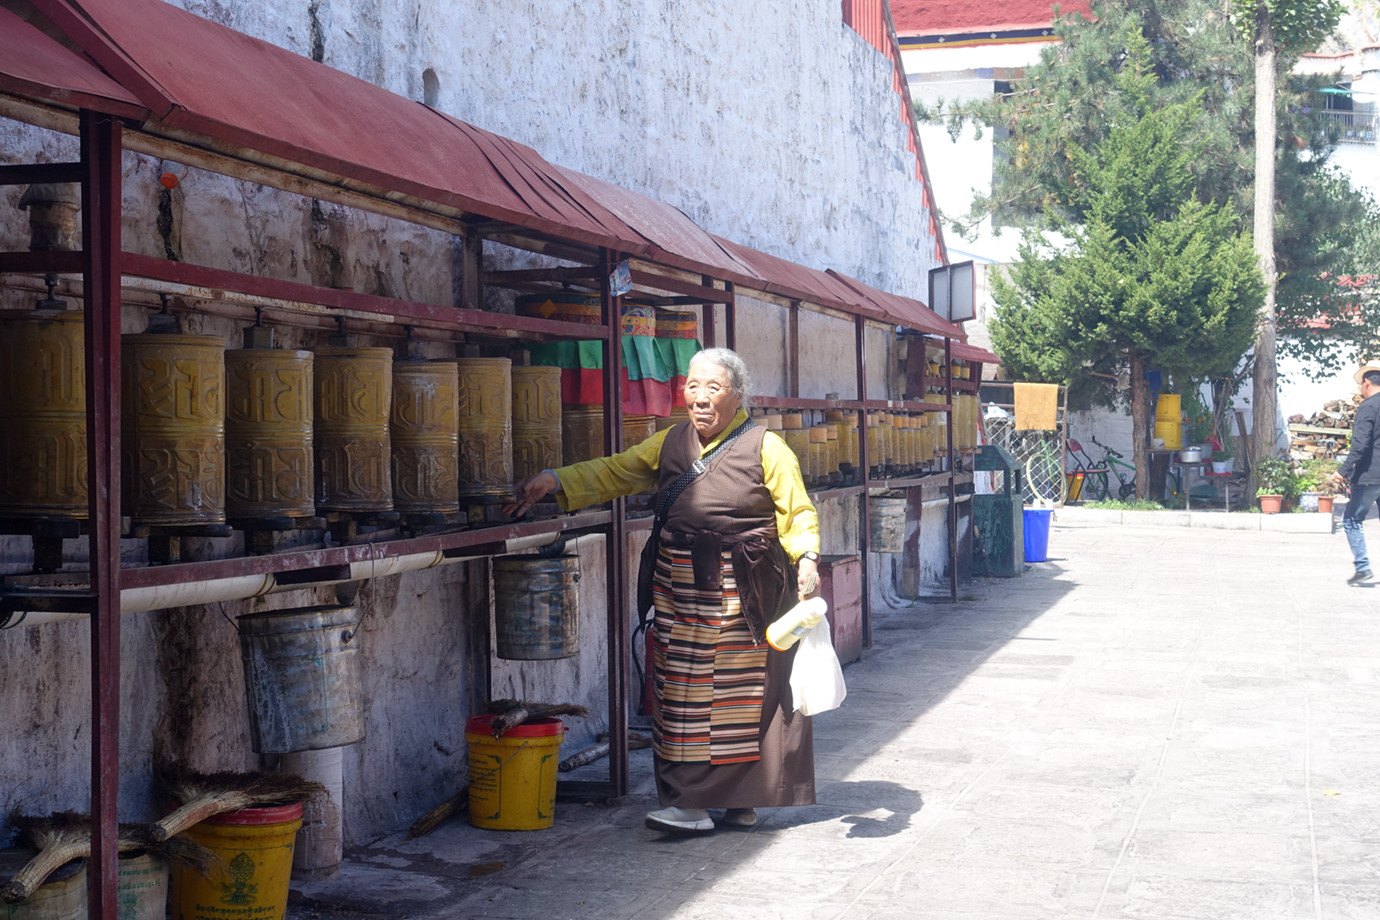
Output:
[630, 268, 733, 303]
[81, 108, 122, 920]
[482, 266, 599, 286]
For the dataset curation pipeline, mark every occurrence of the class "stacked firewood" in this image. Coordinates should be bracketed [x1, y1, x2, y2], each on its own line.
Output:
[1288, 395, 1359, 461]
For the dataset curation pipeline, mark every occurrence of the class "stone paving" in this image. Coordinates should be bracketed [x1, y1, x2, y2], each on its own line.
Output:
[291, 510, 1380, 920]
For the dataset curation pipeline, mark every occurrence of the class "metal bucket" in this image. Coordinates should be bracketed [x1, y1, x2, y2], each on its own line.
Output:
[313, 347, 393, 512]
[561, 405, 604, 465]
[868, 495, 907, 553]
[0, 309, 87, 518]
[456, 357, 512, 499]
[238, 604, 364, 753]
[391, 360, 460, 514]
[225, 348, 315, 519]
[122, 333, 226, 525]
[510, 366, 562, 480]
[493, 554, 580, 660]
[0, 850, 86, 920]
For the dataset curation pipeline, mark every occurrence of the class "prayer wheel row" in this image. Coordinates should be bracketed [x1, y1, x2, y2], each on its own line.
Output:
[0, 317, 568, 525]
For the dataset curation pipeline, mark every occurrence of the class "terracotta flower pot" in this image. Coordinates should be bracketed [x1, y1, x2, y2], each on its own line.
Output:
[1258, 494, 1283, 514]
[1317, 495, 1334, 514]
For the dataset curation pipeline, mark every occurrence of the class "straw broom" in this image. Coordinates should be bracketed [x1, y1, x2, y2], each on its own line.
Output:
[407, 699, 588, 838]
[151, 761, 328, 843]
[2, 812, 220, 904]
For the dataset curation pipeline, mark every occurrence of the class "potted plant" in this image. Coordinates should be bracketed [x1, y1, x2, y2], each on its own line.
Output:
[1299, 457, 1340, 513]
[1254, 457, 1294, 514]
[1209, 433, 1234, 474]
[1182, 388, 1213, 458]
[1294, 462, 1323, 512]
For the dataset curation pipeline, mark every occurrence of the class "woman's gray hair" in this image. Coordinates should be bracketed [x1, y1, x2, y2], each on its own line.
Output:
[691, 347, 752, 407]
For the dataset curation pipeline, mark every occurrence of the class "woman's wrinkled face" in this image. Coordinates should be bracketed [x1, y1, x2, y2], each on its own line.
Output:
[683, 358, 741, 441]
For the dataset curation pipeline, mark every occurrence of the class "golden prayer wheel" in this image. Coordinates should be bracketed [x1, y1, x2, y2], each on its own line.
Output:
[313, 347, 393, 513]
[867, 413, 883, 475]
[621, 305, 656, 338]
[511, 365, 563, 481]
[122, 333, 226, 525]
[0, 309, 87, 517]
[807, 425, 829, 486]
[225, 347, 315, 519]
[391, 359, 460, 514]
[456, 357, 513, 499]
[561, 405, 604, 465]
[623, 414, 657, 448]
[822, 425, 839, 483]
[655, 405, 689, 432]
[780, 412, 808, 472]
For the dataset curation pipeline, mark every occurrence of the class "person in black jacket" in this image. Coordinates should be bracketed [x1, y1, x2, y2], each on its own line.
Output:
[1334, 361, 1380, 584]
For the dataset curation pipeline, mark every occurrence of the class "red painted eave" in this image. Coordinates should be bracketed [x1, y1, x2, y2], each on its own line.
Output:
[949, 340, 1000, 364]
[826, 268, 961, 339]
[891, 0, 1091, 36]
[0, 6, 146, 120]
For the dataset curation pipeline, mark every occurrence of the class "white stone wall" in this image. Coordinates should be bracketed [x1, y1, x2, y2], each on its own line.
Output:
[0, 0, 948, 842]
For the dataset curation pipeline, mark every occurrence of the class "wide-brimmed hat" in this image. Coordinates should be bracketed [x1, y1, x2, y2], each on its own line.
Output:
[1356, 360, 1380, 384]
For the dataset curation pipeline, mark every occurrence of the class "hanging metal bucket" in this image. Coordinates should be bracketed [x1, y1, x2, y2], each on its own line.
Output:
[561, 405, 604, 465]
[238, 605, 365, 753]
[869, 495, 908, 553]
[225, 348, 315, 519]
[493, 555, 580, 660]
[0, 309, 87, 518]
[391, 359, 460, 514]
[456, 357, 513, 499]
[510, 365, 563, 481]
[313, 347, 393, 512]
[122, 333, 226, 525]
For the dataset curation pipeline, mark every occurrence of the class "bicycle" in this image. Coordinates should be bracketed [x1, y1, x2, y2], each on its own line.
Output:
[1077, 435, 1182, 503]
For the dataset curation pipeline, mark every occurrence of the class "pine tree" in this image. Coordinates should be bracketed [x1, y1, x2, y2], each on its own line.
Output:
[989, 44, 1266, 497]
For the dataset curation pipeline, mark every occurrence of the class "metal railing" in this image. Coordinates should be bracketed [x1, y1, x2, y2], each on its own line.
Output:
[1318, 109, 1378, 145]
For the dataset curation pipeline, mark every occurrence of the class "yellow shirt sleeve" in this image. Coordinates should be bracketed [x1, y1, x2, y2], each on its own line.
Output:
[553, 427, 670, 511]
[760, 430, 821, 563]
[554, 410, 821, 564]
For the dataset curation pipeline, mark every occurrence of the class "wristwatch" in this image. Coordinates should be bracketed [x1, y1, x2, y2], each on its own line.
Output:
[800, 551, 820, 563]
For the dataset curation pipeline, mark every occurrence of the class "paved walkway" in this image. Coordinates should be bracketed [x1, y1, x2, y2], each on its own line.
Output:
[292, 514, 1380, 920]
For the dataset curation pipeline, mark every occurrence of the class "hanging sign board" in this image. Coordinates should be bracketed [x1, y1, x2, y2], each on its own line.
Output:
[928, 260, 976, 323]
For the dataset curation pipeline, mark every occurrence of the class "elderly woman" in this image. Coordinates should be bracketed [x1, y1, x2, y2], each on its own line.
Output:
[506, 347, 821, 833]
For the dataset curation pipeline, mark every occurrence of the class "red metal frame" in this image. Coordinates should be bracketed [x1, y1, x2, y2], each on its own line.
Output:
[81, 109, 122, 920]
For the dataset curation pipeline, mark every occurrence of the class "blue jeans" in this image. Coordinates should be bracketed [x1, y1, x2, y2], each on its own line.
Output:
[1342, 481, 1380, 572]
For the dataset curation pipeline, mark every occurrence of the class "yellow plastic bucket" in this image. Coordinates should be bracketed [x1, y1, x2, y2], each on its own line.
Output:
[171, 802, 302, 920]
[466, 715, 565, 830]
[1153, 418, 1183, 450]
[1154, 393, 1181, 421]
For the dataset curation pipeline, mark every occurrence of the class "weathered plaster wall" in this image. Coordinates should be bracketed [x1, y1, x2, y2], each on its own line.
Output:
[0, 0, 947, 843]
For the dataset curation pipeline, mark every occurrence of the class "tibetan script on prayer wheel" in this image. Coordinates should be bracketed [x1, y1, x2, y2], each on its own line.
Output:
[456, 357, 513, 499]
[225, 348, 315, 519]
[313, 347, 393, 512]
[391, 359, 460, 514]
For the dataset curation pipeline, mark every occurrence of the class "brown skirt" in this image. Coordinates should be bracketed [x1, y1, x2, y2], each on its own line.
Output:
[652, 544, 815, 809]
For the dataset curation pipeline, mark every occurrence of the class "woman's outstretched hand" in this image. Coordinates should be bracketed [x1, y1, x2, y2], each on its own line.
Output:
[503, 470, 559, 517]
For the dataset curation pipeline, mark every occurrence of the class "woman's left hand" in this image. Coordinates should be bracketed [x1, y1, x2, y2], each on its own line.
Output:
[797, 556, 820, 600]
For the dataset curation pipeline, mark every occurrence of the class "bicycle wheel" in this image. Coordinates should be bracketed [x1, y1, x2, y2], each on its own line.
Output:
[1118, 480, 1135, 500]
[1081, 471, 1109, 502]
[1024, 441, 1066, 505]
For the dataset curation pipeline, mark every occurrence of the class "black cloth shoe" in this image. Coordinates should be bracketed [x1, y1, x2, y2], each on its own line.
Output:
[1348, 569, 1372, 585]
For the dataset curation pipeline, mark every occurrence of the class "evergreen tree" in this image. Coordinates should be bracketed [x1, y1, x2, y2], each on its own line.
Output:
[989, 46, 1266, 497]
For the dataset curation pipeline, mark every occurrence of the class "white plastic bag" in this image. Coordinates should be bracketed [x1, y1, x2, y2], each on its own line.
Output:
[788, 616, 846, 715]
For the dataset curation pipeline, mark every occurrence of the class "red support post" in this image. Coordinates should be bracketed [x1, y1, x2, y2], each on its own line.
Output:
[855, 315, 871, 647]
[80, 109, 122, 920]
[945, 338, 957, 602]
[600, 250, 629, 795]
[724, 282, 736, 352]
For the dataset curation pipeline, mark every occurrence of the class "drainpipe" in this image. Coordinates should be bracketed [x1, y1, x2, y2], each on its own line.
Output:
[1, 533, 561, 628]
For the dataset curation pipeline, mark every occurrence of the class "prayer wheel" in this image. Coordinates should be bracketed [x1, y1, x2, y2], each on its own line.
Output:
[391, 359, 460, 515]
[654, 308, 699, 339]
[867, 413, 883, 476]
[824, 424, 839, 483]
[623, 414, 657, 448]
[807, 425, 829, 487]
[456, 357, 513, 500]
[313, 347, 393, 513]
[621, 304, 656, 337]
[0, 308, 87, 517]
[511, 365, 563, 481]
[122, 333, 226, 525]
[562, 405, 604, 465]
[781, 412, 808, 472]
[655, 405, 689, 432]
[225, 347, 315, 520]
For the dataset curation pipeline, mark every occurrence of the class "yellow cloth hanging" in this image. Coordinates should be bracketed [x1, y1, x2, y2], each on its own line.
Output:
[1013, 383, 1059, 431]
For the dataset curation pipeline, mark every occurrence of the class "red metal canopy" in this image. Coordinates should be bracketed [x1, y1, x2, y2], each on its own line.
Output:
[948, 340, 1001, 365]
[0, 6, 146, 119]
[9, 0, 957, 340]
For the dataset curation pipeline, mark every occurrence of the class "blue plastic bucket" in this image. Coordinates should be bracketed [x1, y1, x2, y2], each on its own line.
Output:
[1023, 508, 1052, 563]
